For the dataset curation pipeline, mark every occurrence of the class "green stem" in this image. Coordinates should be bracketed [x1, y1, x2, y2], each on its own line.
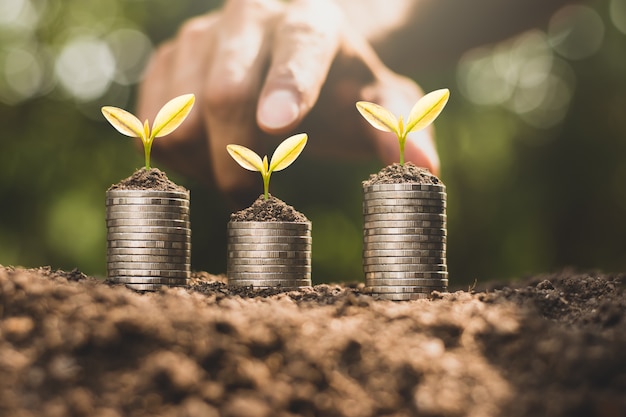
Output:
[399, 137, 405, 166]
[263, 173, 271, 200]
[144, 141, 152, 170]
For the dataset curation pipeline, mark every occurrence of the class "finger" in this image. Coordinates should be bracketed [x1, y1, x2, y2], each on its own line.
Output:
[257, 0, 342, 133]
[204, 0, 283, 195]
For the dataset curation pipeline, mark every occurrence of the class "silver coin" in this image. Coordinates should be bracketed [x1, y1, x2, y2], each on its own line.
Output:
[107, 232, 190, 242]
[228, 221, 311, 230]
[363, 242, 446, 251]
[363, 249, 446, 258]
[108, 269, 190, 278]
[227, 264, 312, 273]
[365, 271, 449, 279]
[122, 283, 187, 291]
[107, 240, 190, 249]
[106, 190, 189, 199]
[365, 286, 445, 294]
[363, 239, 446, 249]
[366, 278, 448, 286]
[363, 212, 446, 222]
[364, 227, 446, 236]
[228, 280, 311, 287]
[363, 190, 446, 200]
[227, 257, 311, 266]
[362, 256, 445, 265]
[110, 277, 188, 285]
[106, 211, 189, 220]
[108, 254, 190, 263]
[106, 197, 189, 207]
[106, 218, 189, 227]
[363, 205, 446, 215]
[227, 243, 311, 252]
[107, 261, 189, 270]
[363, 263, 447, 272]
[107, 247, 191, 257]
[363, 183, 445, 193]
[367, 292, 430, 301]
[364, 232, 446, 241]
[107, 226, 191, 235]
[363, 220, 446, 230]
[106, 205, 190, 214]
[227, 236, 312, 245]
[227, 271, 311, 280]
[227, 228, 311, 237]
[363, 199, 446, 208]
[227, 250, 310, 259]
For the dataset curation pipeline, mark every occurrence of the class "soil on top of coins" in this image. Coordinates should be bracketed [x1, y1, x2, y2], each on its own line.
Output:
[1, 266, 625, 417]
[230, 194, 309, 222]
[108, 168, 187, 192]
[363, 162, 442, 186]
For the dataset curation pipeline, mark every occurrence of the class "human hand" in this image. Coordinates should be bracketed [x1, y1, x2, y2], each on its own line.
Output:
[137, 0, 440, 201]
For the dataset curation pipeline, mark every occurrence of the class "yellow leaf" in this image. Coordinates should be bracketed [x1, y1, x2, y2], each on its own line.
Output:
[355, 101, 399, 136]
[101, 106, 144, 139]
[269, 133, 308, 172]
[226, 144, 264, 172]
[151, 93, 195, 138]
[405, 88, 450, 134]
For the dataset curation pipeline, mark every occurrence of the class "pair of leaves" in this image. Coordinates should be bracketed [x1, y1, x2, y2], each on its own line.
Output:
[227, 134, 308, 199]
[356, 88, 450, 140]
[227, 133, 308, 176]
[101, 94, 195, 144]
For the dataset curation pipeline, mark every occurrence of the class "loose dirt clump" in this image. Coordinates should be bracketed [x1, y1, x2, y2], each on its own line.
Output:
[0, 266, 624, 417]
[230, 194, 308, 222]
[363, 162, 442, 186]
[108, 167, 187, 192]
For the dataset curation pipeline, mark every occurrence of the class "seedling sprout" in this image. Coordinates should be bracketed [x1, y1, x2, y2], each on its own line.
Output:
[101, 94, 195, 169]
[356, 89, 450, 166]
[227, 134, 308, 200]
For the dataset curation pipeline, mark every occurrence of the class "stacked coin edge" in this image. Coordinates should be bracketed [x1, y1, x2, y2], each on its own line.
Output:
[106, 189, 191, 290]
[227, 221, 312, 290]
[363, 183, 448, 300]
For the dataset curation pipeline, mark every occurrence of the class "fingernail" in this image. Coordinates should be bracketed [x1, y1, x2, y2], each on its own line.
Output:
[258, 89, 300, 130]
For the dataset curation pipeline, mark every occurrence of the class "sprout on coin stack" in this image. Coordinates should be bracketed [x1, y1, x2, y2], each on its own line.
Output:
[225, 134, 312, 290]
[101, 94, 195, 290]
[356, 89, 450, 301]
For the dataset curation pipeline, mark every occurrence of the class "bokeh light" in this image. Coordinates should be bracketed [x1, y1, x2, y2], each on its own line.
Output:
[548, 5, 605, 60]
[610, 0, 626, 34]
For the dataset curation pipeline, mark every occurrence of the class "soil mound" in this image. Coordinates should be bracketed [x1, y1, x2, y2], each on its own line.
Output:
[363, 162, 442, 186]
[230, 194, 308, 222]
[108, 168, 187, 192]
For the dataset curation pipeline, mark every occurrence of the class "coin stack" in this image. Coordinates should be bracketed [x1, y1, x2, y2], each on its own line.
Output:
[106, 189, 191, 290]
[363, 183, 448, 300]
[227, 221, 312, 290]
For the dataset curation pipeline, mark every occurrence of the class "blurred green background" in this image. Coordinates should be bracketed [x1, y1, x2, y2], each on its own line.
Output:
[1, 0, 625, 286]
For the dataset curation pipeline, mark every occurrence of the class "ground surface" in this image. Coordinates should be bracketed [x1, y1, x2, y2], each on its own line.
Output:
[0, 266, 624, 417]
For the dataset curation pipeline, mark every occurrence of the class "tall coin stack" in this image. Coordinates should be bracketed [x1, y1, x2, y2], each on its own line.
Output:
[106, 189, 191, 290]
[227, 221, 312, 290]
[363, 183, 448, 300]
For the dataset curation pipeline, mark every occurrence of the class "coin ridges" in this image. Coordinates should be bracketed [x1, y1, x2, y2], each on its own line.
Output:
[365, 278, 448, 286]
[363, 183, 445, 193]
[363, 263, 447, 273]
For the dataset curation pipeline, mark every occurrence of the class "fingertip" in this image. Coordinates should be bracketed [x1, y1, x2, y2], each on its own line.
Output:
[257, 89, 301, 133]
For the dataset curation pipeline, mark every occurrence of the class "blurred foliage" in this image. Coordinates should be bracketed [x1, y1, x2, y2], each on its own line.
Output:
[1, 0, 626, 286]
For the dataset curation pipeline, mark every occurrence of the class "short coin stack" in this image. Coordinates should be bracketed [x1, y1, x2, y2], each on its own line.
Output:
[227, 221, 312, 290]
[363, 183, 447, 300]
[106, 189, 191, 290]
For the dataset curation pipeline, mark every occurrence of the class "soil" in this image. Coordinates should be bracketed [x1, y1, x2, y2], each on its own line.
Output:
[108, 168, 187, 192]
[230, 194, 309, 222]
[363, 163, 442, 186]
[0, 266, 624, 417]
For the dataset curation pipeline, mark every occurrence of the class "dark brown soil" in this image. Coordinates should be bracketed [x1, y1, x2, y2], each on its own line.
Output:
[363, 163, 442, 186]
[230, 194, 309, 222]
[108, 168, 187, 192]
[1, 266, 624, 417]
